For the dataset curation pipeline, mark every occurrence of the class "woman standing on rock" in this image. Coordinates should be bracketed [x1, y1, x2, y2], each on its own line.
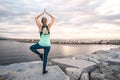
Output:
[30, 9, 55, 74]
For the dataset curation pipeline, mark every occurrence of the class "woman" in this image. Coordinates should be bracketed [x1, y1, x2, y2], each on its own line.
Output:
[29, 9, 55, 74]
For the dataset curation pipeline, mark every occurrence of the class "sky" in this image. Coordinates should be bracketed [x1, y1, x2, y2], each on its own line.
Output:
[0, 0, 120, 39]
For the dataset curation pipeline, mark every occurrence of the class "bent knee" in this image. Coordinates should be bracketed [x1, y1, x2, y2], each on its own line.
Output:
[29, 45, 33, 50]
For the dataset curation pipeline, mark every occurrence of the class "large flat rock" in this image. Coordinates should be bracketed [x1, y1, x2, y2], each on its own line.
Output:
[0, 61, 69, 80]
[51, 58, 97, 72]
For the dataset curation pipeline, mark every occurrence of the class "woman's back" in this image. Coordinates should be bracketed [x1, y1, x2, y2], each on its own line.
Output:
[39, 25, 51, 47]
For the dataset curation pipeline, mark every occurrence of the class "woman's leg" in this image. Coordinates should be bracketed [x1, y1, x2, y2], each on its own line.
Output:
[29, 43, 44, 60]
[43, 46, 51, 74]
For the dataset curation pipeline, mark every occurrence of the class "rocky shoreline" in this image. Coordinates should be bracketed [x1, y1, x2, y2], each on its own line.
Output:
[13, 39, 120, 45]
[0, 37, 120, 45]
[0, 47, 120, 80]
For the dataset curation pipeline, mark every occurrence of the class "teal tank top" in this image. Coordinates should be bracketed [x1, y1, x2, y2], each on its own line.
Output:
[38, 27, 51, 47]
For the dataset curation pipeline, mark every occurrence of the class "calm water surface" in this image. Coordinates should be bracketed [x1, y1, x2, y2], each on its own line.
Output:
[0, 40, 119, 65]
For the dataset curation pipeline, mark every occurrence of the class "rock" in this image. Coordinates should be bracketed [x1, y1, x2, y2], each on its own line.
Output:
[106, 59, 120, 65]
[92, 50, 109, 54]
[0, 69, 16, 80]
[117, 55, 120, 59]
[90, 65, 120, 80]
[0, 61, 43, 72]
[75, 47, 120, 64]
[91, 54, 111, 61]
[72, 57, 76, 60]
[0, 78, 4, 80]
[47, 61, 53, 66]
[98, 61, 108, 69]
[0, 61, 70, 80]
[73, 47, 120, 80]
[80, 70, 89, 80]
[51, 58, 97, 73]
[74, 55, 100, 64]
[65, 68, 83, 80]
[107, 48, 120, 59]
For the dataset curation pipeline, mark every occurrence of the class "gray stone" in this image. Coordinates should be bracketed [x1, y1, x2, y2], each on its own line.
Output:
[0, 61, 43, 72]
[0, 61, 70, 80]
[98, 61, 108, 69]
[92, 50, 109, 54]
[0, 69, 16, 80]
[65, 68, 83, 80]
[51, 58, 97, 72]
[74, 55, 100, 64]
[91, 54, 111, 61]
[90, 65, 120, 80]
[107, 59, 120, 65]
[75, 47, 120, 64]
[80, 71, 89, 80]
[65, 68, 90, 80]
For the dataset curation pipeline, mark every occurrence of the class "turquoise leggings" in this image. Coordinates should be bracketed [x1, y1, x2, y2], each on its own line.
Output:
[29, 43, 51, 72]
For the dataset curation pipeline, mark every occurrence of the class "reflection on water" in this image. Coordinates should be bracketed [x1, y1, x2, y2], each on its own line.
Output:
[51, 44, 120, 56]
[61, 45, 75, 56]
[0, 40, 119, 65]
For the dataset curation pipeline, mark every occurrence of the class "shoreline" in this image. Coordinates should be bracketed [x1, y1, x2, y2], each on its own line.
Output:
[0, 47, 120, 80]
[0, 37, 120, 45]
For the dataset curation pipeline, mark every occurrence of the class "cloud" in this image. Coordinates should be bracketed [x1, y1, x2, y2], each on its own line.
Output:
[0, 0, 120, 39]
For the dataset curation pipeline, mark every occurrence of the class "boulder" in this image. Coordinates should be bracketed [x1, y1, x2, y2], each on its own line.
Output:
[74, 55, 100, 64]
[0, 61, 70, 80]
[92, 50, 109, 54]
[106, 59, 120, 65]
[51, 58, 97, 73]
[0, 61, 43, 72]
[90, 65, 120, 80]
[65, 68, 83, 80]
[65, 68, 90, 80]
[0, 69, 16, 80]
[80, 71, 89, 80]
[92, 47, 120, 60]
[74, 47, 120, 64]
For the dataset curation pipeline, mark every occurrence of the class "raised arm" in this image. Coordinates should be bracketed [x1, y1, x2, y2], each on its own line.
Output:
[35, 12, 44, 30]
[45, 10, 55, 29]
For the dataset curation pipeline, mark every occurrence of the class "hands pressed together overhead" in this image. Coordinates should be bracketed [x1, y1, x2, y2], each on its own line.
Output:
[41, 8, 49, 15]
[35, 8, 55, 30]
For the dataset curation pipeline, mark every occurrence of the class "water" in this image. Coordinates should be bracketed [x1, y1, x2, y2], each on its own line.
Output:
[0, 40, 119, 65]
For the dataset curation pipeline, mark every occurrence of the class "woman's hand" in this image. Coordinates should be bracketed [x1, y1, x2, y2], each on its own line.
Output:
[44, 8, 50, 15]
[44, 8, 47, 13]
